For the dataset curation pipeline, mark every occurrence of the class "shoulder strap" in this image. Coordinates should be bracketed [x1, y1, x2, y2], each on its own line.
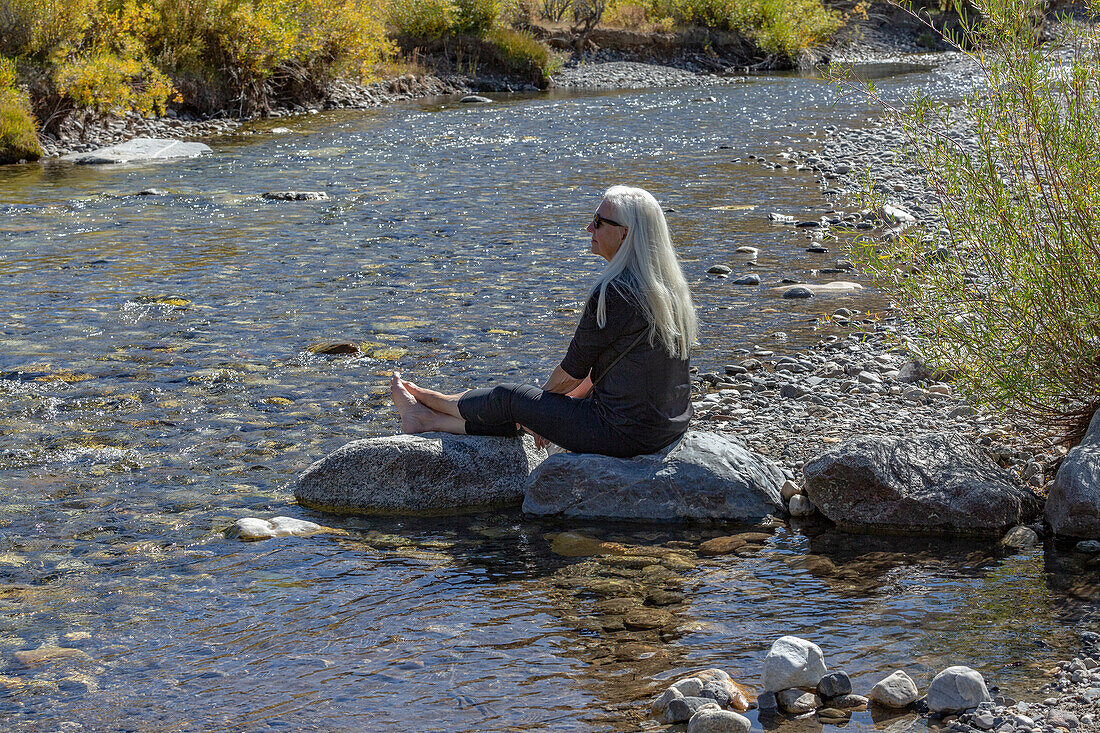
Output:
[591, 329, 648, 385]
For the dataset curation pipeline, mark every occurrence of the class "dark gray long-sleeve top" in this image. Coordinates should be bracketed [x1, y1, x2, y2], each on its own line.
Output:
[560, 277, 692, 452]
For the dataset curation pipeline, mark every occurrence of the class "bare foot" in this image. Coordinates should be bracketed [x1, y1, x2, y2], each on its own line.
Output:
[390, 372, 437, 433]
[404, 380, 462, 418]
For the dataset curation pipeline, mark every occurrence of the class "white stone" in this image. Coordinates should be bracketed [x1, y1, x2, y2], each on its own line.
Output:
[926, 666, 992, 713]
[762, 636, 828, 692]
[652, 686, 685, 715]
[226, 516, 335, 541]
[870, 670, 918, 708]
[788, 494, 815, 517]
[63, 138, 212, 164]
[781, 480, 803, 501]
[778, 688, 821, 713]
[672, 677, 705, 698]
[688, 708, 751, 733]
[771, 281, 864, 297]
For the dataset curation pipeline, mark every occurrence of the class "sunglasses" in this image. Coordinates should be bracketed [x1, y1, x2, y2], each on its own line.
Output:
[592, 212, 625, 229]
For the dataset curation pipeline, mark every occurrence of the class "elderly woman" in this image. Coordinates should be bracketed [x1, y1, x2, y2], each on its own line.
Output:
[391, 185, 697, 458]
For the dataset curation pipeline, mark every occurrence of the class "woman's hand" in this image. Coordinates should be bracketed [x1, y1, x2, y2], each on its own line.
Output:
[517, 424, 551, 450]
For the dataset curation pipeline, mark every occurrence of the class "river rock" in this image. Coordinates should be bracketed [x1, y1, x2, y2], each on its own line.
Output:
[708, 265, 733, 275]
[688, 709, 751, 733]
[63, 138, 212, 164]
[295, 433, 544, 514]
[262, 191, 329, 201]
[778, 689, 821, 714]
[1048, 410, 1100, 538]
[832, 693, 869, 709]
[225, 516, 341, 541]
[1001, 525, 1039, 549]
[666, 697, 720, 723]
[788, 494, 815, 517]
[762, 636, 828, 692]
[926, 666, 991, 713]
[773, 281, 864, 297]
[460, 95, 492, 103]
[523, 431, 784, 521]
[15, 646, 91, 665]
[803, 433, 1043, 535]
[870, 670, 918, 708]
[818, 671, 852, 698]
[653, 686, 686, 715]
[782, 286, 814, 299]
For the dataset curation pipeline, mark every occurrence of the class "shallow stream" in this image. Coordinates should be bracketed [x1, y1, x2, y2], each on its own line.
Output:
[0, 61, 1096, 732]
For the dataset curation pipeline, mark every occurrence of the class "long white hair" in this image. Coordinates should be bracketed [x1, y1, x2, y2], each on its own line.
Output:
[591, 186, 697, 360]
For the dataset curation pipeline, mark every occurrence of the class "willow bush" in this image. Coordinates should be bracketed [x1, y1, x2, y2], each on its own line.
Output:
[844, 0, 1100, 445]
[0, 56, 42, 163]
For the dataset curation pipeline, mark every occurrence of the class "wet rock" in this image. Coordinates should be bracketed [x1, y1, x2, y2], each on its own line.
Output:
[871, 670, 918, 708]
[779, 688, 822, 713]
[460, 95, 493, 103]
[1048, 409, 1100, 538]
[803, 433, 1043, 535]
[708, 265, 733, 275]
[624, 607, 675, 630]
[782, 286, 815, 299]
[688, 708, 751, 733]
[732, 274, 761, 285]
[262, 191, 330, 201]
[833, 694, 869, 709]
[818, 707, 852, 721]
[295, 433, 544, 514]
[307, 341, 362, 355]
[788, 494, 815, 517]
[927, 666, 991, 713]
[774, 281, 864, 297]
[58, 674, 97, 694]
[1077, 540, 1100, 554]
[818, 671, 853, 698]
[762, 636, 828, 692]
[225, 516, 341, 541]
[524, 431, 784, 522]
[62, 138, 212, 164]
[15, 646, 91, 665]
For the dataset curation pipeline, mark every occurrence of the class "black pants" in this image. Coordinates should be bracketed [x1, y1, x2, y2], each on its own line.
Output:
[458, 383, 651, 458]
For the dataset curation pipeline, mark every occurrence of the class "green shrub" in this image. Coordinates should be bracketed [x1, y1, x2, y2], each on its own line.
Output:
[0, 57, 42, 163]
[454, 0, 499, 34]
[842, 0, 1100, 444]
[387, 0, 456, 37]
[486, 26, 552, 79]
[55, 51, 174, 116]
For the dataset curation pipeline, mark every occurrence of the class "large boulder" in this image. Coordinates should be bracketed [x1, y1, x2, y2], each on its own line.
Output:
[523, 431, 784, 522]
[1049, 410, 1100, 538]
[62, 138, 212, 164]
[761, 636, 828, 692]
[294, 433, 543, 515]
[926, 666, 991, 713]
[803, 433, 1043, 535]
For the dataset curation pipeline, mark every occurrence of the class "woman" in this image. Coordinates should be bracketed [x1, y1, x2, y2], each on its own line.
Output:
[391, 185, 697, 458]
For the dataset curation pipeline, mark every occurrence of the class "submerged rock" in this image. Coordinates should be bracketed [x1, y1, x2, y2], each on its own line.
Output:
[870, 670, 918, 708]
[262, 191, 329, 201]
[523, 431, 784, 522]
[1048, 410, 1100, 538]
[803, 433, 1043, 535]
[62, 138, 212, 164]
[295, 433, 544, 514]
[772, 281, 864, 297]
[460, 95, 493, 103]
[762, 636, 828, 692]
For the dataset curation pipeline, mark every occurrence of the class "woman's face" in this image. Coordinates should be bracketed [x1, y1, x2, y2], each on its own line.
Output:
[586, 199, 627, 262]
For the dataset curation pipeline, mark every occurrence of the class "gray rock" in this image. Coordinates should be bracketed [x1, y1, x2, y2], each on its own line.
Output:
[832, 693, 869, 709]
[708, 265, 733, 275]
[818, 671, 853, 698]
[1049, 410, 1100, 538]
[666, 697, 720, 723]
[295, 433, 543, 514]
[688, 708, 751, 733]
[262, 191, 330, 201]
[1076, 540, 1100, 553]
[460, 95, 493, 103]
[871, 670, 918, 708]
[523, 431, 784, 522]
[762, 636, 828, 692]
[1001, 525, 1039, 549]
[1047, 709, 1079, 729]
[653, 686, 685, 715]
[803, 433, 1044, 535]
[225, 516, 337, 541]
[778, 688, 821, 714]
[782, 286, 815, 299]
[896, 358, 954, 384]
[62, 138, 212, 164]
[732, 274, 761, 285]
[774, 281, 864, 297]
[788, 494, 815, 517]
[973, 712, 996, 729]
[927, 666, 992, 713]
[757, 691, 778, 711]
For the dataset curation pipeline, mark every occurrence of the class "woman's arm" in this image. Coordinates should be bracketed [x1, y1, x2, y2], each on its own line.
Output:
[542, 364, 584, 394]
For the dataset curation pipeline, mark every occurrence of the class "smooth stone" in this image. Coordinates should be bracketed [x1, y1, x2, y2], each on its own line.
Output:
[779, 688, 822, 713]
[762, 636, 828, 692]
[788, 494, 815, 517]
[524, 431, 784, 522]
[62, 138, 212, 164]
[736, 246, 759, 255]
[832, 693, 869, 709]
[1076, 540, 1100, 553]
[818, 707, 852, 720]
[804, 433, 1044, 535]
[295, 433, 544, 515]
[688, 708, 751, 733]
[880, 204, 917, 224]
[262, 191, 329, 201]
[225, 516, 340, 541]
[818, 671, 853, 698]
[773, 281, 864, 297]
[781, 480, 803, 501]
[732, 274, 761, 285]
[708, 265, 733, 275]
[871, 670, 919, 708]
[307, 341, 361, 355]
[1001, 525, 1039, 549]
[769, 213, 795, 223]
[697, 536, 747, 556]
[1049, 410, 1100, 538]
[666, 697, 720, 723]
[782, 286, 815, 299]
[927, 666, 992, 713]
[623, 607, 674, 630]
[460, 95, 492, 103]
[1047, 710, 1079, 729]
[653, 686, 686, 715]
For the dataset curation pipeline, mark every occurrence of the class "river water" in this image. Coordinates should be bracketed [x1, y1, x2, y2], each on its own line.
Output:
[0, 63, 1096, 732]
